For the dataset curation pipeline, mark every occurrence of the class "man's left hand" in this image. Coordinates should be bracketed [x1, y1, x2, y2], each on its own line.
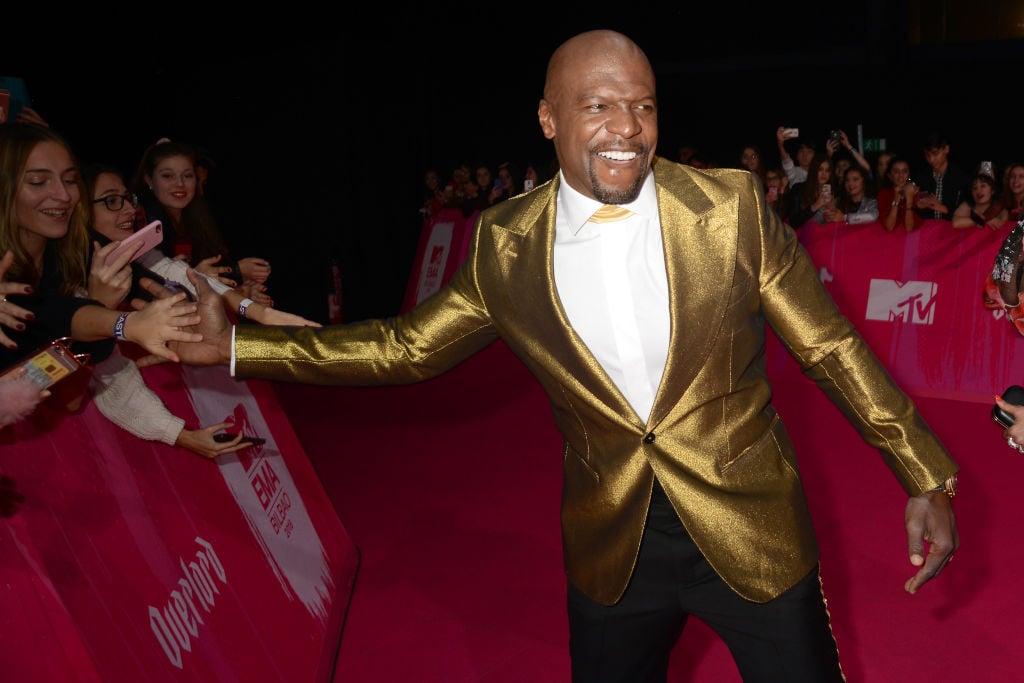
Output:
[903, 490, 959, 594]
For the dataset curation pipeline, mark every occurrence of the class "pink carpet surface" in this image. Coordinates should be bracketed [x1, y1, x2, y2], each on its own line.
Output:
[275, 340, 1024, 682]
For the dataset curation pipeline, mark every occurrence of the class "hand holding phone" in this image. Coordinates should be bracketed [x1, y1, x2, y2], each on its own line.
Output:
[104, 220, 163, 267]
[213, 432, 266, 447]
[0, 337, 85, 389]
[993, 385, 1024, 428]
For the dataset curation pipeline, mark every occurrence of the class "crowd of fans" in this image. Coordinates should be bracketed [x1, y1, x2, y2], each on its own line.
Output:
[0, 109, 319, 464]
[421, 126, 1024, 233]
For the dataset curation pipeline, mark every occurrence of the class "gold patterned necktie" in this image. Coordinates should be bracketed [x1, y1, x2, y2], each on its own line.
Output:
[589, 204, 635, 223]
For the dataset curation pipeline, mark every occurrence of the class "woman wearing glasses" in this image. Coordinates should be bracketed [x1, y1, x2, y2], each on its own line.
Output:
[75, 164, 319, 458]
[0, 124, 201, 376]
[83, 164, 319, 327]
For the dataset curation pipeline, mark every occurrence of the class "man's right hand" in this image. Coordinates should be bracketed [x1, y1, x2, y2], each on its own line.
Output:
[136, 269, 232, 366]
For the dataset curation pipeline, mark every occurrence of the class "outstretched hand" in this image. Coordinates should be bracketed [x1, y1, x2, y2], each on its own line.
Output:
[136, 269, 232, 366]
[176, 421, 257, 459]
[903, 491, 958, 594]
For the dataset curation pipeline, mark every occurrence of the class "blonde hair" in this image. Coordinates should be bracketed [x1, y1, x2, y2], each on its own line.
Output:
[0, 123, 90, 293]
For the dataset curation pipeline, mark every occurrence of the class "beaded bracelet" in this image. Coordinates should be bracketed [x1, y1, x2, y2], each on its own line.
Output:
[113, 311, 130, 341]
[238, 298, 255, 319]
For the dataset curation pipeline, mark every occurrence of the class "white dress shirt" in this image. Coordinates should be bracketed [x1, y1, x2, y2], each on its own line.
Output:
[553, 171, 670, 423]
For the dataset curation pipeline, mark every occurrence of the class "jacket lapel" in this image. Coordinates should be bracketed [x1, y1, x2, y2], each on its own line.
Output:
[648, 162, 738, 427]
[489, 179, 641, 426]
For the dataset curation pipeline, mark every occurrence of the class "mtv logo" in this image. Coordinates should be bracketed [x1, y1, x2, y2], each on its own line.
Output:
[865, 279, 937, 324]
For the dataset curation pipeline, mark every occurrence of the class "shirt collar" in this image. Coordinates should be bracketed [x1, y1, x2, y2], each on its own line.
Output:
[557, 170, 658, 235]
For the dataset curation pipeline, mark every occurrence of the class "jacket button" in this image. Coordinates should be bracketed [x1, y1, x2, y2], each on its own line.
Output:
[643, 432, 656, 444]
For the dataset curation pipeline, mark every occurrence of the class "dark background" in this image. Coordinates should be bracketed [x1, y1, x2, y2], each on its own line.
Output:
[5, 2, 1024, 324]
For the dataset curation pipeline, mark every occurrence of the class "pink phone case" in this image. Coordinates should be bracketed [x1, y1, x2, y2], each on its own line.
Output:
[104, 220, 163, 267]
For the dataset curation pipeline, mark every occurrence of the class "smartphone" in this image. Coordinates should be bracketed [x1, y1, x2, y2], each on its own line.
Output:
[104, 220, 163, 267]
[782, 127, 799, 139]
[993, 385, 1024, 428]
[821, 184, 832, 202]
[1, 338, 82, 389]
[766, 186, 779, 202]
[0, 76, 31, 124]
[523, 179, 535, 192]
[213, 432, 266, 446]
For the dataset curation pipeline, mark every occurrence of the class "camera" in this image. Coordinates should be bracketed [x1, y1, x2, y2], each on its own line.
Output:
[829, 129, 842, 144]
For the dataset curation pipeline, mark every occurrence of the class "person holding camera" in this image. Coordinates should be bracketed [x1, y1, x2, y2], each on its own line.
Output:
[912, 131, 971, 222]
[787, 154, 835, 228]
[823, 165, 879, 225]
[165, 30, 959, 682]
[877, 157, 921, 232]
[825, 129, 872, 183]
[776, 125, 815, 186]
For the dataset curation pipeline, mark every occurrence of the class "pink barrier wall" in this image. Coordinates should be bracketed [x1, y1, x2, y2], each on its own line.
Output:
[401, 208, 477, 313]
[769, 218, 1021, 402]
[0, 361, 358, 682]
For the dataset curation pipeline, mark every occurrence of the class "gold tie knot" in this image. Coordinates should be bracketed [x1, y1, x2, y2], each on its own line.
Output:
[589, 204, 634, 223]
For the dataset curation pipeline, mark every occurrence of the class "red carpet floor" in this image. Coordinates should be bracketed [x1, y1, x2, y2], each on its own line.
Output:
[275, 340, 1024, 682]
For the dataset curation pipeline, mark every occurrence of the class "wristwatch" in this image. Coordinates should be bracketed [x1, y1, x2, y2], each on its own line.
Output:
[928, 473, 958, 500]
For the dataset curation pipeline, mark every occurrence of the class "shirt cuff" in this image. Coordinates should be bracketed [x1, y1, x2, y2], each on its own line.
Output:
[230, 325, 237, 377]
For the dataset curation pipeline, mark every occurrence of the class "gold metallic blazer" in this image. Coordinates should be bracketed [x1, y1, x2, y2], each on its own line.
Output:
[236, 158, 958, 606]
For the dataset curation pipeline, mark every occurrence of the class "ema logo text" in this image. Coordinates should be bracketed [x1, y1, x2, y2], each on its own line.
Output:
[865, 279, 937, 324]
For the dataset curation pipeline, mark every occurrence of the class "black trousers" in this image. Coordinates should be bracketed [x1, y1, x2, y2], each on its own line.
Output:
[567, 482, 844, 683]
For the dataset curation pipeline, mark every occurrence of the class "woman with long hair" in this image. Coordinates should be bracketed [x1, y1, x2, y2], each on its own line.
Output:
[131, 139, 273, 306]
[0, 123, 200, 373]
[787, 154, 833, 228]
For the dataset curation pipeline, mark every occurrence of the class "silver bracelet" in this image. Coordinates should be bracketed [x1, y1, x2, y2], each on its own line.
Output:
[113, 312, 130, 340]
[237, 298, 255, 319]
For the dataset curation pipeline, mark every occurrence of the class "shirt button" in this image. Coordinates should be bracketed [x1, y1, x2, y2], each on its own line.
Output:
[643, 432, 656, 444]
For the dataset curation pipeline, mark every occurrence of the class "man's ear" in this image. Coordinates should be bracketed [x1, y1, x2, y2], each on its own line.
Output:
[538, 99, 556, 141]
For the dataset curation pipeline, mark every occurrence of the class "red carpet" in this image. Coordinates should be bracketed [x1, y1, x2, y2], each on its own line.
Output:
[275, 340, 1024, 682]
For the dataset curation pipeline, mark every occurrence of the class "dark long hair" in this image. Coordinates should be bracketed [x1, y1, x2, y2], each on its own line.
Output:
[130, 139, 231, 264]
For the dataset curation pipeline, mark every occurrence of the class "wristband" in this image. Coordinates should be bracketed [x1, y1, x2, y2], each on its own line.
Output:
[238, 298, 255, 319]
[113, 312, 130, 341]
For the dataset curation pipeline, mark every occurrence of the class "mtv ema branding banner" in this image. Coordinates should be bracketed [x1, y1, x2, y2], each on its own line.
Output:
[768, 218, 1024, 402]
[0, 360, 358, 682]
[401, 208, 479, 312]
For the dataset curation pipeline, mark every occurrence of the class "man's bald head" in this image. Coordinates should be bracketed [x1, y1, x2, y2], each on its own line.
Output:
[543, 30, 652, 102]
[538, 30, 658, 203]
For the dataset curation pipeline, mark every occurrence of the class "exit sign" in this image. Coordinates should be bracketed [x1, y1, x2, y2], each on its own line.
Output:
[862, 138, 887, 152]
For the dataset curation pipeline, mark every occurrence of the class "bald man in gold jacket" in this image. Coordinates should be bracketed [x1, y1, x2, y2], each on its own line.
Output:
[230, 157, 957, 601]
[177, 29, 958, 683]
